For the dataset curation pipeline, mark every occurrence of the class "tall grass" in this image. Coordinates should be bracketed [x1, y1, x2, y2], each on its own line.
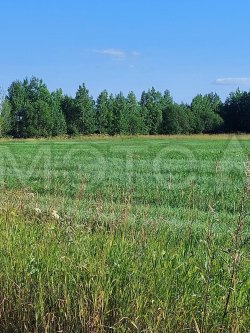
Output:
[0, 135, 249, 332]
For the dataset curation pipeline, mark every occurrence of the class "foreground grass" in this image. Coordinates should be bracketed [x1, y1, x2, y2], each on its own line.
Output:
[0, 135, 249, 332]
[1, 209, 249, 332]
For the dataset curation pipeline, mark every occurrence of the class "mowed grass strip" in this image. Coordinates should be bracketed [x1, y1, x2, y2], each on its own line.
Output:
[0, 135, 249, 332]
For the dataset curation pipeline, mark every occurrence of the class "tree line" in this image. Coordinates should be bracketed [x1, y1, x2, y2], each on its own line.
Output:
[0, 77, 249, 137]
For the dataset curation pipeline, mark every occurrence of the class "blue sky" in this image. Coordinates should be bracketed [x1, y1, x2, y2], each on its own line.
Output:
[1, 0, 250, 102]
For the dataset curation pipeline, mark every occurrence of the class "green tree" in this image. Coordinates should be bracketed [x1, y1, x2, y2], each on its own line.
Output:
[96, 90, 112, 134]
[61, 95, 78, 135]
[221, 89, 250, 132]
[7, 79, 28, 137]
[161, 90, 174, 134]
[109, 92, 126, 135]
[140, 87, 163, 134]
[120, 92, 143, 135]
[191, 93, 223, 133]
[7, 77, 55, 137]
[0, 87, 4, 136]
[163, 103, 192, 134]
[140, 91, 150, 134]
[75, 84, 96, 134]
[0, 100, 11, 136]
[50, 89, 67, 136]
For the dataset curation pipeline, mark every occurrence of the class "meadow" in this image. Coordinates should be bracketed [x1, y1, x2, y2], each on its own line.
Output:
[0, 135, 249, 332]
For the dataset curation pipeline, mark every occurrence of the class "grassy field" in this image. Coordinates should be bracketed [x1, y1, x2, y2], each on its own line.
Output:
[0, 135, 249, 332]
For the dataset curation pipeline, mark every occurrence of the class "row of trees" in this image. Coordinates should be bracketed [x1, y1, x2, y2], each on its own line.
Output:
[0, 77, 249, 137]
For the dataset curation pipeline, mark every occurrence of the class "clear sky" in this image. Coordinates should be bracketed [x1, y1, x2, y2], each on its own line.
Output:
[1, 0, 250, 103]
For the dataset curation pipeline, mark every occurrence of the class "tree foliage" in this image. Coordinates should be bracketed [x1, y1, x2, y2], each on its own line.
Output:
[75, 84, 96, 134]
[96, 90, 112, 134]
[5, 77, 66, 137]
[221, 89, 250, 133]
[191, 93, 223, 133]
[1, 77, 250, 137]
[140, 87, 163, 134]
